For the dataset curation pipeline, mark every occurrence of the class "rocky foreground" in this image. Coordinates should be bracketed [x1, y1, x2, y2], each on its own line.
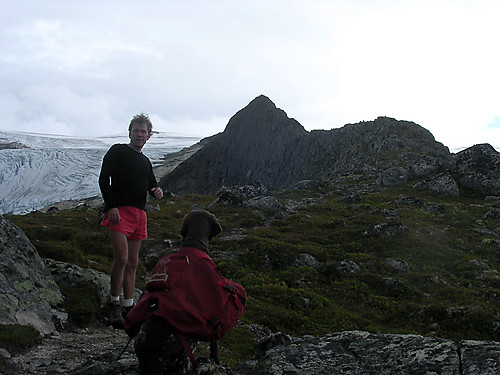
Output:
[1, 202, 500, 375]
[5, 322, 500, 375]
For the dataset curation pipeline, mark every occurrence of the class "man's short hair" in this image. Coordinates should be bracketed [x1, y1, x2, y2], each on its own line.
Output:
[128, 113, 153, 135]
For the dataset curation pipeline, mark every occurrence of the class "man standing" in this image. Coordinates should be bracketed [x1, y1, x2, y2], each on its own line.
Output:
[99, 113, 163, 329]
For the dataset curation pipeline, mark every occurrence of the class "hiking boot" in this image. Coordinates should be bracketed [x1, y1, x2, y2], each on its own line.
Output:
[109, 301, 124, 329]
[122, 304, 134, 319]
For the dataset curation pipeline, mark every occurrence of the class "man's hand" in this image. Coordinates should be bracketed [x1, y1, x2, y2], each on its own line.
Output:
[108, 207, 121, 224]
[151, 187, 163, 199]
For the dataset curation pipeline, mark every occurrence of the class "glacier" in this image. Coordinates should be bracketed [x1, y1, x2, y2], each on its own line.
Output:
[0, 131, 201, 215]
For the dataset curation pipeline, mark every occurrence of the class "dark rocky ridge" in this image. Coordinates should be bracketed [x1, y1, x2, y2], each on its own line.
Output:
[161, 95, 309, 193]
[160, 95, 497, 196]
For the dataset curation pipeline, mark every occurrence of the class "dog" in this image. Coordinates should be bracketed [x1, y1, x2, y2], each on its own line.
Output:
[134, 210, 222, 375]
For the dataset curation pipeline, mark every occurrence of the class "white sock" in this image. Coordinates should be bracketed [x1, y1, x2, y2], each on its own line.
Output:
[123, 298, 134, 307]
[111, 295, 120, 303]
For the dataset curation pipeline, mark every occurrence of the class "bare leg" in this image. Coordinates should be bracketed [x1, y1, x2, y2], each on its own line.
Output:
[123, 238, 141, 300]
[109, 230, 129, 297]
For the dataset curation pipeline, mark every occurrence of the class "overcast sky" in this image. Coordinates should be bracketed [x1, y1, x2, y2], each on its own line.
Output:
[1, 0, 499, 151]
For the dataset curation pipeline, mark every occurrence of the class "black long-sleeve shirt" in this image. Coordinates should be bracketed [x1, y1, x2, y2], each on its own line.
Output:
[99, 144, 158, 212]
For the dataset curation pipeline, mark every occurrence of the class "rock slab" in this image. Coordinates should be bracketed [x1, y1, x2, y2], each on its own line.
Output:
[238, 330, 500, 375]
[0, 215, 63, 334]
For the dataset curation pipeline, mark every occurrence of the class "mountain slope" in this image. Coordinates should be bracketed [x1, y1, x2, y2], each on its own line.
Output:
[161, 95, 309, 193]
[160, 95, 454, 194]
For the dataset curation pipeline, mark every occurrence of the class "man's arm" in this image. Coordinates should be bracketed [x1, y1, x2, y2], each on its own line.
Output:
[99, 147, 118, 210]
[147, 159, 163, 199]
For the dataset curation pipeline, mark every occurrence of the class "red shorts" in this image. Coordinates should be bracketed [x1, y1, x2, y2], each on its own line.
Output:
[100, 206, 148, 240]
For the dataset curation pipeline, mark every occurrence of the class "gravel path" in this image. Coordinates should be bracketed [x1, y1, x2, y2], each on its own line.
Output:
[8, 323, 140, 375]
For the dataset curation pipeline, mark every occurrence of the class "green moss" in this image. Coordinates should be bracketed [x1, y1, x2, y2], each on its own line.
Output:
[0, 325, 40, 374]
[4, 181, 500, 349]
[13, 280, 33, 293]
[58, 281, 100, 327]
[0, 324, 40, 352]
[218, 326, 258, 366]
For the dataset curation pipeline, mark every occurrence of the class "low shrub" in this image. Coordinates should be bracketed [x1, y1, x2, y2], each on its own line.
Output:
[58, 281, 100, 327]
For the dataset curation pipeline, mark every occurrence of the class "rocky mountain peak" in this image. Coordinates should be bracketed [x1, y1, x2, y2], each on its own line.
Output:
[160, 96, 499, 197]
[160, 95, 310, 193]
[223, 94, 307, 139]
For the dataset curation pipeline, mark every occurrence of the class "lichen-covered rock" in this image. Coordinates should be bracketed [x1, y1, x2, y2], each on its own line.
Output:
[244, 196, 282, 210]
[427, 172, 460, 197]
[293, 253, 321, 269]
[377, 166, 411, 186]
[238, 331, 461, 375]
[363, 221, 409, 237]
[285, 198, 324, 213]
[336, 260, 360, 275]
[44, 259, 142, 307]
[44, 259, 111, 307]
[288, 180, 332, 191]
[0, 215, 63, 334]
[212, 190, 244, 207]
[460, 340, 500, 375]
[454, 144, 500, 196]
[386, 258, 410, 272]
[211, 182, 281, 210]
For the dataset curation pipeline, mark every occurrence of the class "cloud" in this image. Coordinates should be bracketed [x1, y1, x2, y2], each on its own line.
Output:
[0, 0, 499, 150]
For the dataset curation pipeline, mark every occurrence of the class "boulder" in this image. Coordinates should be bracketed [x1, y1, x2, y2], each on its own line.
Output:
[44, 259, 111, 307]
[293, 253, 321, 269]
[385, 258, 410, 272]
[44, 259, 142, 307]
[285, 198, 324, 213]
[0, 141, 28, 150]
[288, 180, 332, 191]
[210, 182, 277, 208]
[244, 196, 282, 210]
[377, 166, 410, 186]
[460, 340, 500, 375]
[212, 190, 244, 207]
[0, 215, 63, 334]
[427, 172, 460, 197]
[237, 330, 500, 375]
[336, 260, 360, 275]
[363, 221, 409, 237]
[454, 144, 500, 196]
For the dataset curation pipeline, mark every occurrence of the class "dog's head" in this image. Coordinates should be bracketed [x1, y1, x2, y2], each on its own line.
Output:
[180, 210, 222, 243]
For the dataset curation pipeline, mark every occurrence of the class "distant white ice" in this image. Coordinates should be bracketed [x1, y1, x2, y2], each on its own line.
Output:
[0, 131, 200, 215]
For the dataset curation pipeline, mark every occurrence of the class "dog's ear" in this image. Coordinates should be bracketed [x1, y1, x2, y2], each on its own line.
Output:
[208, 213, 222, 240]
[180, 213, 190, 239]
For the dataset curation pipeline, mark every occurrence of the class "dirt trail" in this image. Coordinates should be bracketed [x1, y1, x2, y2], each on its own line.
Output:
[9, 323, 139, 375]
